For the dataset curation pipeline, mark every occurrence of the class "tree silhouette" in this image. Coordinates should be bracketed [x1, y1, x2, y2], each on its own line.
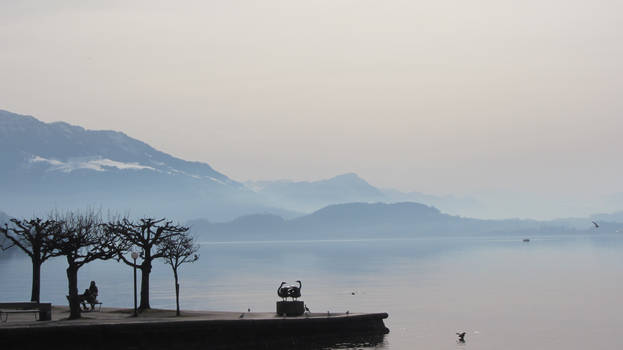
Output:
[0, 218, 61, 302]
[160, 232, 199, 316]
[107, 218, 188, 310]
[49, 210, 129, 319]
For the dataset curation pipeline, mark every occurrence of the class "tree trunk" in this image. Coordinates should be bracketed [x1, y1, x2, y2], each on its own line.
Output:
[66, 264, 81, 319]
[174, 271, 180, 316]
[31, 259, 41, 303]
[139, 261, 151, 310]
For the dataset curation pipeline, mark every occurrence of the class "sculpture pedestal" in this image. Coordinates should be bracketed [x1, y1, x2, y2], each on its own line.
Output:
[276, 301, 304, 316]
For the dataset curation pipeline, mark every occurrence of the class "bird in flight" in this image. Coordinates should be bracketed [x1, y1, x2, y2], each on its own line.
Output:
[592, 221, 599, 228]
[456, 332, 466, 342]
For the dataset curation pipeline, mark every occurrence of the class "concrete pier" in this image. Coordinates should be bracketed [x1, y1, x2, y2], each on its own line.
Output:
[0, 306, 389, 350]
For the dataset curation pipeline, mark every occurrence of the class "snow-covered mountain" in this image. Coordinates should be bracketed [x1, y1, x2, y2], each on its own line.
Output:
[0, 109, 291, 221]
[0, 109, 542, 222]
[0, 109, 235, 184]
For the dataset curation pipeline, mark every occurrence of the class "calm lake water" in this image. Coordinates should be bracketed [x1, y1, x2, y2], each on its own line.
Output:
[2, 233, 622, 349]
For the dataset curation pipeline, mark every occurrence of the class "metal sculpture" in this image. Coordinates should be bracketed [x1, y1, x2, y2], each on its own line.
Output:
[288, 280, 302, 300]
[276, 280, 305, 316]
[277, 282, 289, 301]
[277, 280, 302, 301]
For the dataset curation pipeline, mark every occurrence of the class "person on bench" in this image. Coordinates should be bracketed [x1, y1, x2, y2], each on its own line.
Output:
[81, 281, 99, 311]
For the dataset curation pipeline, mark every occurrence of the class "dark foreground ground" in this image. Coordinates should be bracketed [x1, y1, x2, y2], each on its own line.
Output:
[0, 306, 389, 350]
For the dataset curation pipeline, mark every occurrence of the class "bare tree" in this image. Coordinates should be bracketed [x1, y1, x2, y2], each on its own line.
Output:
[49, 210, 129, 319]
[0, 222, 11, 252]
[0, 218, 61, 302]
[160, 233, 199, 316]
[107, 218, 188, 310]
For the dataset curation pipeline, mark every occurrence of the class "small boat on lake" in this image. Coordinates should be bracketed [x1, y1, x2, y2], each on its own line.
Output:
[523, 238, 530, 242]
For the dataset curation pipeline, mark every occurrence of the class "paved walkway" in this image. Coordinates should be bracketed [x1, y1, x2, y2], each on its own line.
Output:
[0, 306, 351, 328]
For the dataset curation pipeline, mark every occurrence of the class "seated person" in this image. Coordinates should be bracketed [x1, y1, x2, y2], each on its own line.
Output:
[80, 281, 99, 311]
[79, 289, 91, 310]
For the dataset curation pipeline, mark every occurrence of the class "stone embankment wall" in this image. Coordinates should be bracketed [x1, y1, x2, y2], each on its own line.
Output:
[1, 313, 389, 350]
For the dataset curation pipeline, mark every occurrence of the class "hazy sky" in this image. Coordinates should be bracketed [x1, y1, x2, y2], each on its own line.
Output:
[2, 0, 622, 198]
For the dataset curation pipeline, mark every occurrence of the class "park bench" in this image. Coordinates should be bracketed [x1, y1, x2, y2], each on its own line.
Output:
[83, 301, 102, 312]
[65, 296, 103, 312]
[0, 302, 52, 322]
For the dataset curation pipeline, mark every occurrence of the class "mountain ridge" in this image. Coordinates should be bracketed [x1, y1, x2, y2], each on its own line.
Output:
[3, 108, 622, 225]
[0, 109, 235, 185]
[188, 202, 622, 242]
[0, 109, 291, 221]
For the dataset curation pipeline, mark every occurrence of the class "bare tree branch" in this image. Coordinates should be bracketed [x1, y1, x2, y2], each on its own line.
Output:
[160, 232, 199, 316]
[0, 217, 62, 302]
[49, 209, 131, 319]
[105, 217, 189, 310]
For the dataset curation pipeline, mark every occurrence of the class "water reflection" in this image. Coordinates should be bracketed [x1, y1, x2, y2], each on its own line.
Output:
[223, 333, 387, 350]
[1, 234, 623, 349]
[315, 333, 387, 350]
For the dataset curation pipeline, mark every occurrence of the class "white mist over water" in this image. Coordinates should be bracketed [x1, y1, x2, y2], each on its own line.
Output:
[1, 234, 622, 349]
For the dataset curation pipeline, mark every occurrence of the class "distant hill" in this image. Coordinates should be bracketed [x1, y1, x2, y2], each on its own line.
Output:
[246, 173, 481, 216]
[188, 202, 597, 242]
[246, 173, 386, 212]
[0, 109, 293, 221]
[3, 108, 622, 227]
[591, 211, 623, 223]
[380, 188, 483, 217]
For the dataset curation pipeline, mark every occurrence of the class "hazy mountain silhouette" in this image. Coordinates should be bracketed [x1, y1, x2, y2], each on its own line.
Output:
[246, 173, 385, 212]
[3, 109, 621, 225]
[0, 109, 296, 221]
[379, 188, 483, 217]
[188, 202, 608, 242]
[591, 211, 623, 223]
[0, 109, 233, 183]
[247, 174, 623, 221]
[246, 173, 481, 215]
